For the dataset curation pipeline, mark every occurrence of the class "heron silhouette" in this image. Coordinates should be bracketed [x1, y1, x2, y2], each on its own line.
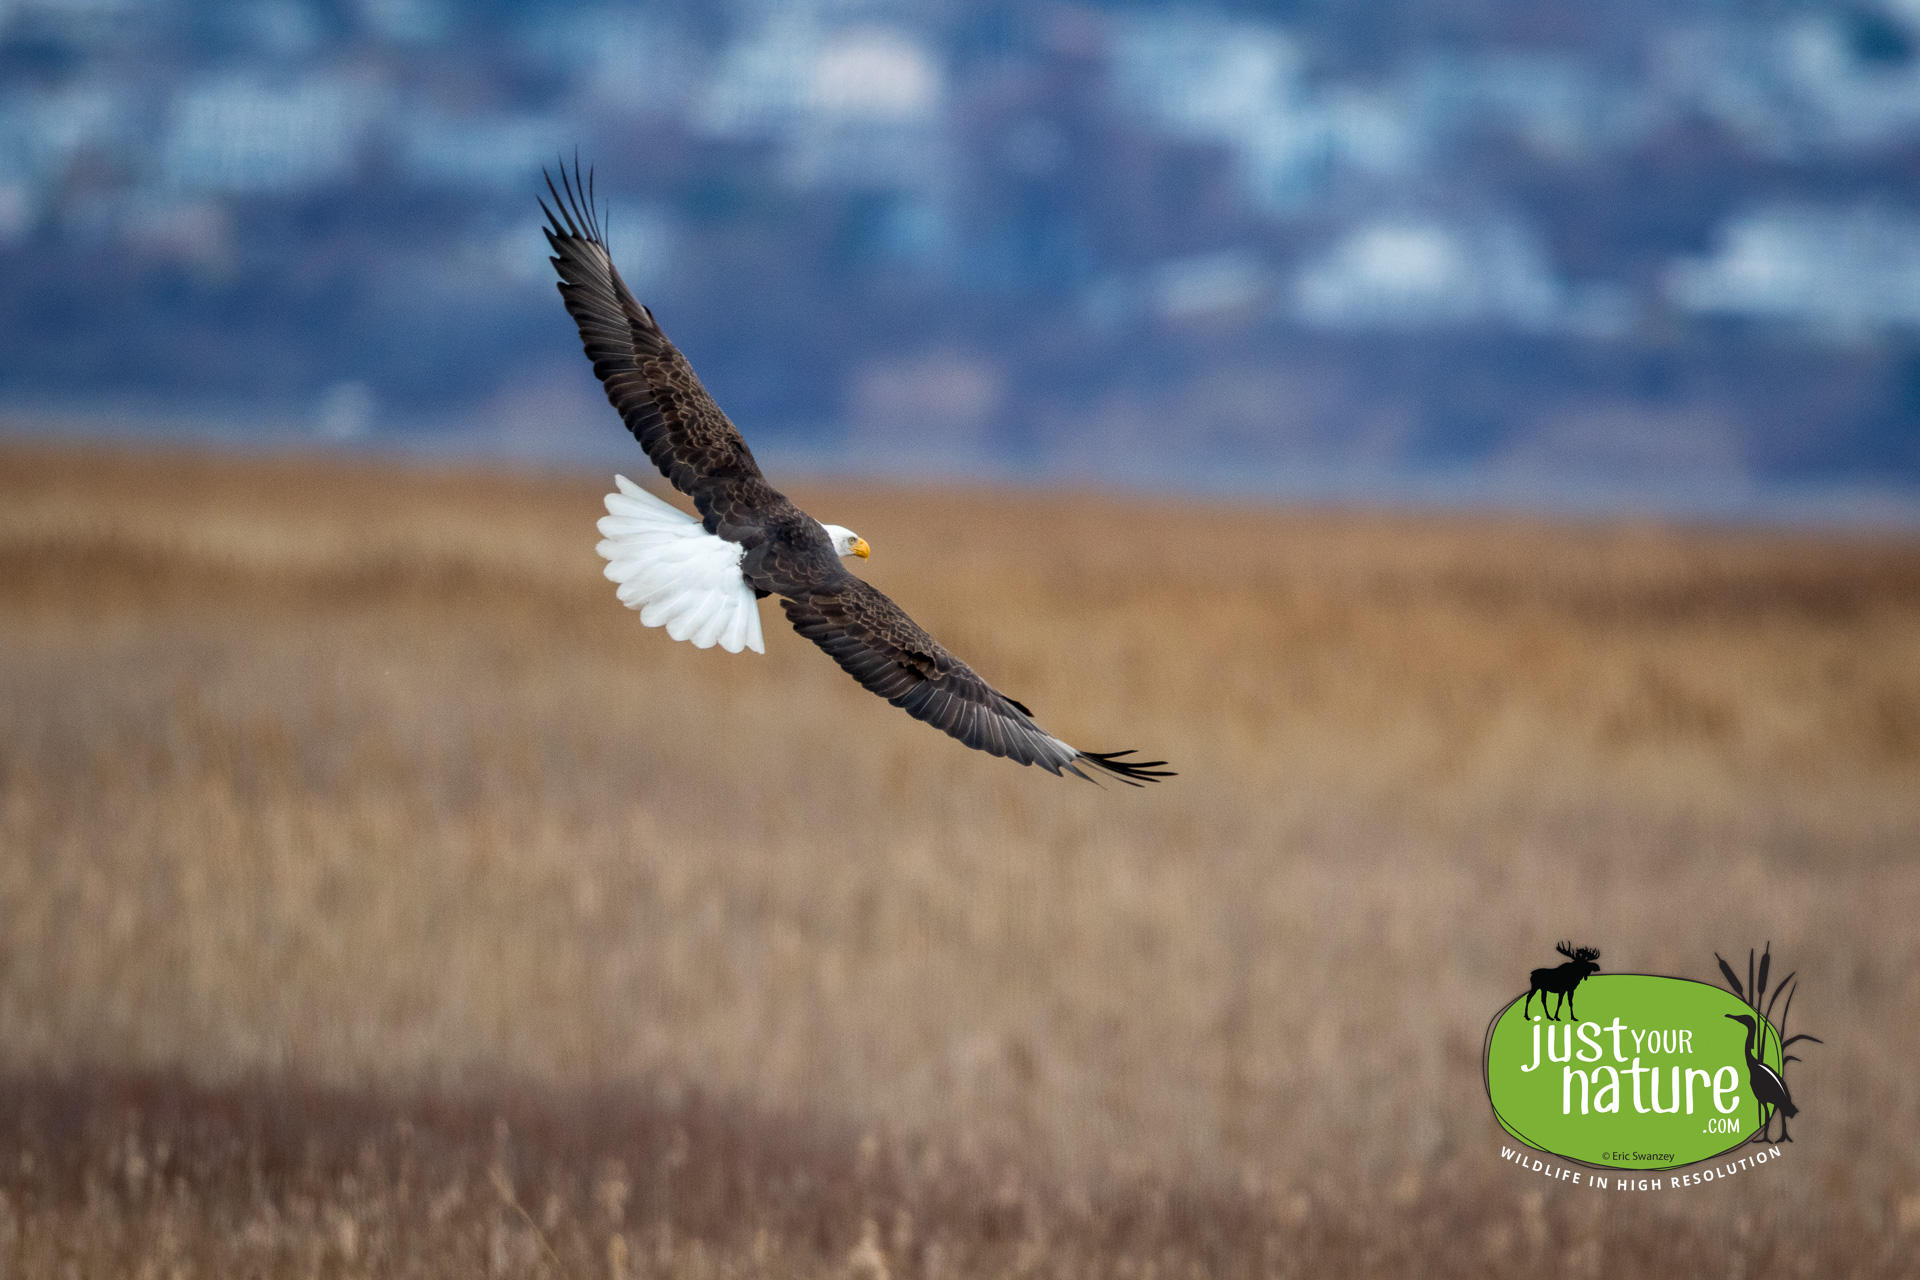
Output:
[1726, 1014, 1797, 1143]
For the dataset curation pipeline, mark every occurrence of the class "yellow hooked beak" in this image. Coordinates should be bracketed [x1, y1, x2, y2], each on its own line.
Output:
[851, 537, 871, 559]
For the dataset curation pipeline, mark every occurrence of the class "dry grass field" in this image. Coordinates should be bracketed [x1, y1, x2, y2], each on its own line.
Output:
[2, 439, 1918, 1277]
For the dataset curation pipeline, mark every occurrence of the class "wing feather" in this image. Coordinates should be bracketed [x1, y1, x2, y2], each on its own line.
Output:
[780, 577, 1172, 785]
[543, 162, 784, 541]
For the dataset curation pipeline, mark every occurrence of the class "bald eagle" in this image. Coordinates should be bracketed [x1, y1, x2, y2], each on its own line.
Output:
[541, 166, 1170, 785]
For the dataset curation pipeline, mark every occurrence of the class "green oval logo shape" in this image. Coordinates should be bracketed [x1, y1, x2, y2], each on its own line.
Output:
[1483, 974, 1786, 1170]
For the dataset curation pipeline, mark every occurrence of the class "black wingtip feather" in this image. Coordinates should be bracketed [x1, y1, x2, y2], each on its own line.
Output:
[536, 195, 564, 246]
[541, 169, 579, 239]
[1075, 749, 1175, 786]
[544, 154, 608, 249]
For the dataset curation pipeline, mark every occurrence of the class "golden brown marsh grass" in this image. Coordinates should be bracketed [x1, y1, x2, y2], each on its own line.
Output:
[2, 440, 1918, 1276]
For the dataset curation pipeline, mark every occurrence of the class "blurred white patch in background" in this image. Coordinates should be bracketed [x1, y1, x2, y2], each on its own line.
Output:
[528, 10, 700, 116]
[1115, 15, 1307, 139]
[1414, 53, 1644, 162]
[121, 196, 232, 271]
[701, 21, 943, 132]
[238, 1, 324, 59]
[6, 0, 143, 29]
[315, 381, 377, 440]
[1293, 218, 1626, 335]
[848, 350, 1003, 467]
[359, 0, 445, 46]
[810, 26, 942, 123]
[1667, 203, 1920, 339]
[1497, 407, 1748, 490]
[699, 19, 946, 192]
[161, 75, 380, 194]
[1113, 15, 1403, 210]
[480, 357, 619, 461]
[399, 113, 565, 190]
[1152, 250, 1268, 322]
[0, 82, 126, 193]
[1112, 15, 1637, 212]
[0, 185, 29, 243]
[1657, 11, 1920, 155]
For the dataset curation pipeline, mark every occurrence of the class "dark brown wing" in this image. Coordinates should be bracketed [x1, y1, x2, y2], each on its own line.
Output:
[541, 162, 782, 542]
[781, 576, 1172, 786]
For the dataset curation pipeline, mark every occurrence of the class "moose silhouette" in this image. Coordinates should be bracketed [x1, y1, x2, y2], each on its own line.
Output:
[1524, 942, 1602, 1021]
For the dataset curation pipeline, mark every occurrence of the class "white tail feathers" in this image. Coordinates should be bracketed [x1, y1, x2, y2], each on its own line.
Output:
[595, 475, 765, 654]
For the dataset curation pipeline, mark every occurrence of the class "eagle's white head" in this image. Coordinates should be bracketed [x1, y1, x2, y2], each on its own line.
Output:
[821, 523, 871, 559]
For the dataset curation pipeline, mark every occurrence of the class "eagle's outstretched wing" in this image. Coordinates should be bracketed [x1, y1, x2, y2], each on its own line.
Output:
[541, 162, 781, 542]
[781, 576, 1172, 786]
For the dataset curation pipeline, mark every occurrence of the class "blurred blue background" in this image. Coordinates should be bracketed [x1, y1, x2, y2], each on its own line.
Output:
[6, 0, 1920, 518]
